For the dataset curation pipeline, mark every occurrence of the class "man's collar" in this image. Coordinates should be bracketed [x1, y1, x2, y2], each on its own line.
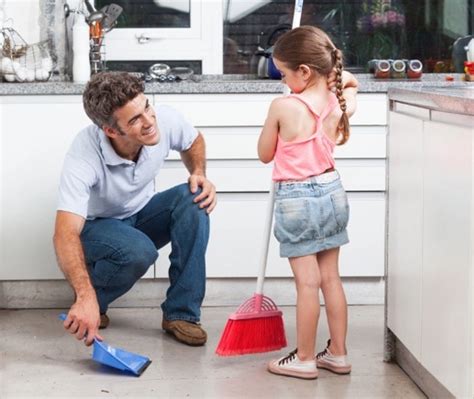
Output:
[98, 129, 135, 166]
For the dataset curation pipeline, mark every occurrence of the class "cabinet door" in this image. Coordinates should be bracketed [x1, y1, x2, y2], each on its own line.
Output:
[0, 96, 157, 280]
[0, 96, 88, 279]
[155, 192, 385, 278]
[387, 111, 424, 360]
[421, 120, 472, 398]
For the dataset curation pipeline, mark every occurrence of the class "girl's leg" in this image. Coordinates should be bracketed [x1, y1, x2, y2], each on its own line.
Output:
[318, 247, 348, 356]
[289, 254, 321, 361]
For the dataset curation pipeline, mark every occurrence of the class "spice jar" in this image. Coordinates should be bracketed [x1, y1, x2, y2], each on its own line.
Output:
[374, 60, 391, 79]
[464, 61, 474, 81]
[407, 59, 423, 79]
[391, 59, 406, 79]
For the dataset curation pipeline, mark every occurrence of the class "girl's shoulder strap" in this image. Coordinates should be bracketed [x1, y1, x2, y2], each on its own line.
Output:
[319, 92, 339, 121]
[286, 94, 319, 118]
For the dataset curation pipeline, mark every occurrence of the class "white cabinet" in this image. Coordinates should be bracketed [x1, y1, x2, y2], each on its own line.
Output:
[387, 103, 473, 399]
[0, 92, 388, 282]
[0, 96, 90, 280]
[155, 93, 387, 278]
[421, 119, 472, 398]
[387, 110, 424, 359]
[0, 95, 156, 281]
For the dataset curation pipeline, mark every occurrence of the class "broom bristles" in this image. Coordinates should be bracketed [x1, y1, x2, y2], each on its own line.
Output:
[215, 316, 287, 356]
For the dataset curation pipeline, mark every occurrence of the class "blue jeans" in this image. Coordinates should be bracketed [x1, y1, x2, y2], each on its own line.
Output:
[80, 183, 209, 323]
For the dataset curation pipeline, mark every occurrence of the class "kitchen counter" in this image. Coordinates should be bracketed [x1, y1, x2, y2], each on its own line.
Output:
[389, 85, 474, 115]
[0, 73, 471, 95]
[386, 86, 473, 398]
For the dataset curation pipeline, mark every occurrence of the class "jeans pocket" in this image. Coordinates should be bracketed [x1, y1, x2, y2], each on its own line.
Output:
[330, 189, 350, 230]
[274, 198, 310, 244]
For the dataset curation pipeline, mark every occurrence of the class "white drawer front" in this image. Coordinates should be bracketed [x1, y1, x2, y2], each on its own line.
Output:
[155, 192, 385, 278]
[166, 126, 386, 160]
[156, 159, 386, 192]
[156, 93, 387, 127]
[157, 94, 276, 126]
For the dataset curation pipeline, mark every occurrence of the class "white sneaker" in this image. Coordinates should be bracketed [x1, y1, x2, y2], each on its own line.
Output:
[268, 349, 319, 379]
[316, 339, 352, 374]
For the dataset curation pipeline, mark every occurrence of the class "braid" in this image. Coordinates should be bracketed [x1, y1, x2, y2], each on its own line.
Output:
[333, 48, 350, 145]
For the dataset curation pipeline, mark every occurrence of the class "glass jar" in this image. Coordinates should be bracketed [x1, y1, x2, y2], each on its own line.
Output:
[391, 59, 406, 79]
[407, 59, 423, 79]
[374, 59, 391, 79]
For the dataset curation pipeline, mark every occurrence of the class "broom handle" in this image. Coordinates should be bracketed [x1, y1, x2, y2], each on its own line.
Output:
[292, 0, 304, 29]
[255, 0, 304, 295]
[255, 182, 275, 295]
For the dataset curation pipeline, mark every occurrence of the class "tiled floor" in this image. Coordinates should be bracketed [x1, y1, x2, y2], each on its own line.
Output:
[0, 306, 425, 398]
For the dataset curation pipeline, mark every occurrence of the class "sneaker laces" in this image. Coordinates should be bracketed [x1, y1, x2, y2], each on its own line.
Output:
[316, 339, 332, 359]
[316, 348, 329, 359]
[278, 348, 298, 365]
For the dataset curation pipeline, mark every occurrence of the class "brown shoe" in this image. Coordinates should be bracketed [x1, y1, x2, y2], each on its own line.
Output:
[162, 318, 207, 346]
[99, 313, 110, 329]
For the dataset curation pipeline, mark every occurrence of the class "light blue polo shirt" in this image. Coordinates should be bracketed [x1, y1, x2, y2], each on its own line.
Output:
[57, 104, 198, 220]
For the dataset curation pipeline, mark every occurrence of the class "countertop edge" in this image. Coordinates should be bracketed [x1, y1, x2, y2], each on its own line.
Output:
[388, 87, 474, 116]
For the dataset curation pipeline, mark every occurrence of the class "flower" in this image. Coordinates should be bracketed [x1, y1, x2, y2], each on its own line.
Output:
[357, 0, 405, 33]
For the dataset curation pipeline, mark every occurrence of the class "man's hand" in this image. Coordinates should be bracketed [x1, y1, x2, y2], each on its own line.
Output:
[188, 174, 217, 214]
[63, 296, 103, 346]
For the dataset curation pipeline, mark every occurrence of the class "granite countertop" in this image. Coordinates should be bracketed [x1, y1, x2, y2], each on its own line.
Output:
[0, 73, 471, 96]
[388, 85, 474, 115]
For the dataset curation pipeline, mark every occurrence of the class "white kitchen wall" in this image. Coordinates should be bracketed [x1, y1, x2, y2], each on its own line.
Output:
[1, 0, 40, 43]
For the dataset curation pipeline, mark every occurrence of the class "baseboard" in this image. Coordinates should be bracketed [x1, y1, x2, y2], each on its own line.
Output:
[0, 277, 384, 309]
[392, 332, 455, 399]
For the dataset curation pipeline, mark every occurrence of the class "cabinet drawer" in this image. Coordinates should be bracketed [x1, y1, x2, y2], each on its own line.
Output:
[167, 126, 386, 160]
[158, 94, 276, 126]
[155, 192, 385, 277]
[156, 159, 386, 192]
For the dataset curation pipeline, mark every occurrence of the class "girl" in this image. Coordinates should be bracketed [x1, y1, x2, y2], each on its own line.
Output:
[258, 26, 358, 380]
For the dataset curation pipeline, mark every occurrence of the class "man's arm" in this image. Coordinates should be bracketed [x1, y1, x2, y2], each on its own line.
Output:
[53, 211, 102, 346]
[180, 132, 217, 213]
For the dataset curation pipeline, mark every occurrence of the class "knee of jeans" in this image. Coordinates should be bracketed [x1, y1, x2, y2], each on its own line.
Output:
[125, 243, 157, 278]
[175, 184, 207, 215]
[174, 183, 201, 203]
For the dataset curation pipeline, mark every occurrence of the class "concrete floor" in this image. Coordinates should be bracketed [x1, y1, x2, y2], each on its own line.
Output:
[0, 306, 425, 398]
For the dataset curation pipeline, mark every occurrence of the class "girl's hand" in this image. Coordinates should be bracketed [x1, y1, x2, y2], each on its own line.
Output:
[327, 70, 358, 92]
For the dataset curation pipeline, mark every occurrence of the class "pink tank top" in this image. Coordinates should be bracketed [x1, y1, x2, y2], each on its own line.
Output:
[272, 93, 339, 182]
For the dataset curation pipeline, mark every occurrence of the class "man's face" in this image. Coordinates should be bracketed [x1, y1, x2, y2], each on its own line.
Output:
[110, 93, 160, 147]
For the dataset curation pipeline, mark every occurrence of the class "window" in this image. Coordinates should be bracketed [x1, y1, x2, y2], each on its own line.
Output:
[95, 0, 223, 74]
[223, 0, 474, 74]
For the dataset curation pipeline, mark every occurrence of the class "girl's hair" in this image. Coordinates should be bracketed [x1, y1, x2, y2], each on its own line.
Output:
[273, 25, 349, 145]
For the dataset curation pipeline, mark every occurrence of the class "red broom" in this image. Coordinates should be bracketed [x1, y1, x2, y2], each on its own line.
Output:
[216, 183, 287, 356]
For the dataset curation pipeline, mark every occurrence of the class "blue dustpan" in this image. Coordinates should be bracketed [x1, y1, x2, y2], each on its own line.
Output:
[59, 314, 151, 376]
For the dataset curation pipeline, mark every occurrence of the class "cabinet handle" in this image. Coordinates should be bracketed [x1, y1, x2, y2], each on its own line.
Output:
[135, 33, 162, 44]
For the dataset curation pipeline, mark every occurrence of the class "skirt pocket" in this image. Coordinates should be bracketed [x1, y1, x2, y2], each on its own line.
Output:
[274, 198, 311, 244]
[330, 189, 350, 231]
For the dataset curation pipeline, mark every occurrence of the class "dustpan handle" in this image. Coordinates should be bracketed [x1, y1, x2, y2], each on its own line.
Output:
[255, 182, 275, 295]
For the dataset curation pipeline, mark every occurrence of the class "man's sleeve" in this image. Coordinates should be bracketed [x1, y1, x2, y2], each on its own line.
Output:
[57, 154, 97, 219]
[162, 105, 199, 152]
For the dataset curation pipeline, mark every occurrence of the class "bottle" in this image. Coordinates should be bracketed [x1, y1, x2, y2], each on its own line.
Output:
[72, 13, 91, 83]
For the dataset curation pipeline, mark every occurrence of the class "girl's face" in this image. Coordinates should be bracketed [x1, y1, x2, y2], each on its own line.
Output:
[273, 58, 311, 93]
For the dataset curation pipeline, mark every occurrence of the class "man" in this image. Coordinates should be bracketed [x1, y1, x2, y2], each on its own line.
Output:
[53, 71, 216, 347]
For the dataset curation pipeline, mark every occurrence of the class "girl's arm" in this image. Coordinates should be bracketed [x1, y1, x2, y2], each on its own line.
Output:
[328, 71, 358, 118]
[258, 98, 282, 163]
[341, 71, 358, 118]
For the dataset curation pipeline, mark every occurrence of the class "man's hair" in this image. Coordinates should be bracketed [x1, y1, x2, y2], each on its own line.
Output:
[83, 72, 145, 128]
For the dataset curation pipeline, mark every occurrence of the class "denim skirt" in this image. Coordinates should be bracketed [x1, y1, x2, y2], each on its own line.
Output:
[273, 171, 350, 258]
